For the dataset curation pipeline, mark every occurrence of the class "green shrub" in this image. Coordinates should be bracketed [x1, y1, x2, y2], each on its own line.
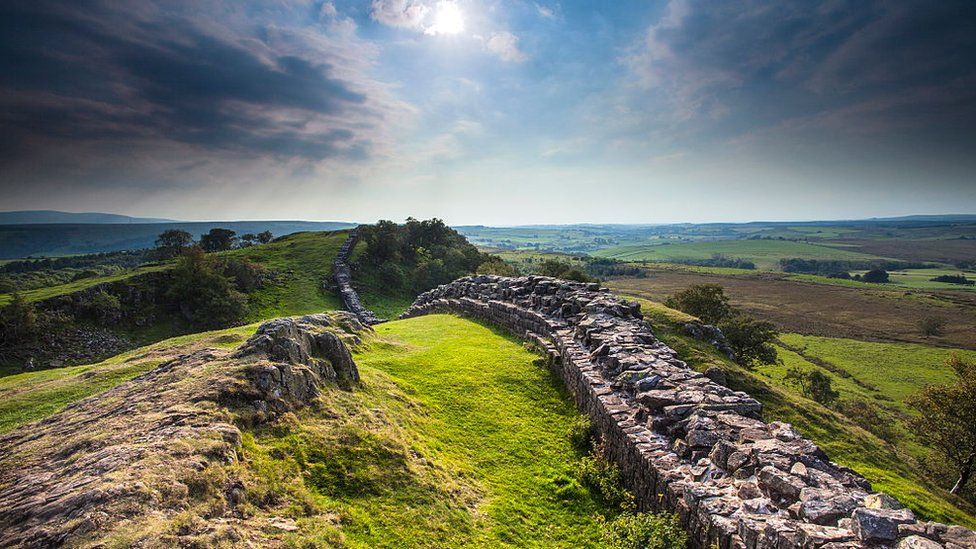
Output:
[568, 415, 596, 454]
[784, 367, 839, 405]
[601, 512, 687, 549]
[577, 442, 633, 511]
[717, 314, 779, 367]
[81, 288, 122, 323]
[165, 247, 247, 328]
[664, 284, 730, 324]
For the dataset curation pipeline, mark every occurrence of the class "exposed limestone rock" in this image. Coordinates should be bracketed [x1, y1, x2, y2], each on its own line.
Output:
[0, 312, 365, 547]
[400, 275, 973, 549]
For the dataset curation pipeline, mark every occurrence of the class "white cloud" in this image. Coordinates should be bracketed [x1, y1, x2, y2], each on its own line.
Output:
[369, 0, 429, 30]
[487, 31, 527, 63]
[535, 3, 554, 19]
[319, 2, 337, 18]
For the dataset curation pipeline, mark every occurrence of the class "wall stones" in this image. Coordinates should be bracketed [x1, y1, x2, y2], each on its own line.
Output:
[399, 275, 975, 549]
[332, 228, 384, 325]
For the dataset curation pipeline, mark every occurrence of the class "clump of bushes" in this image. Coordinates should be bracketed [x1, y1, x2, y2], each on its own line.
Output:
[930, 274, 974, 286]
[784, 367, 839, 406]
[834, 399, 901, 443]
[665, 284, 778, 367]
[535, 259, 594, 282]
[853, 269, 889, 283]
[601, 511, 687, 549]
[165, 247, 248, 328]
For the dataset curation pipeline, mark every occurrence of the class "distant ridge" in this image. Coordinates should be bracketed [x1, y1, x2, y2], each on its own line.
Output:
[0, 210, 175, 225]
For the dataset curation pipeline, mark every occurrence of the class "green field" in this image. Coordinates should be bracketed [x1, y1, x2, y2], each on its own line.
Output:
[775, 334, 975, 405]
[593, 239, 884, 270]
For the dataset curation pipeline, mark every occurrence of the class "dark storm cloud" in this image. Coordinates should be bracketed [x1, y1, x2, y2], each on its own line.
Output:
[0, 1, 371, 161]
[627, 0, 976, 150]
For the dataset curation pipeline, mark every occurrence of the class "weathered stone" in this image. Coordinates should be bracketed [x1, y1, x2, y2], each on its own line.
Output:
[896, 535, 944, 549]
[852, 508, 916, 543]
[864, 492, 905, 510]
[758, 466, 806, 506]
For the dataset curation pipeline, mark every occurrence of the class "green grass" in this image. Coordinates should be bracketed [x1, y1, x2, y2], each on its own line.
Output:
[593, 239, 885, 270]
[223, 231, 347, 320]
[0, 323, 258, 433]
[777, 334, 976, 406]
[0, 264, 168, 306]
[243, 314, 611, 546]
[786, 268, 976, 292]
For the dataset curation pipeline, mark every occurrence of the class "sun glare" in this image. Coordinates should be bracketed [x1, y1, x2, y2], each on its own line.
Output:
[428, 1, 464, 35]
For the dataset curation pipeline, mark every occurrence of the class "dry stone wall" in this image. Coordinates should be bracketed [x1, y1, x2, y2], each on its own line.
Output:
[400, 275, 976, 549]
[332, 228, 384, 325]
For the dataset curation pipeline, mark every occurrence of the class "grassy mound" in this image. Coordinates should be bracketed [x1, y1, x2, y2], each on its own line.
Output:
[243, 314, 610, 547]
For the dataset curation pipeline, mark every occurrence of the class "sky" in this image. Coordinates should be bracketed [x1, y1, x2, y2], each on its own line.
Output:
[1, 0, 974, 225]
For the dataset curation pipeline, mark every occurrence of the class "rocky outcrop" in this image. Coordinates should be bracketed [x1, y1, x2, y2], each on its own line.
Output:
[400, 275, 975, 549]
[0, 312, 365, 547]
[332, 228, 384, 325]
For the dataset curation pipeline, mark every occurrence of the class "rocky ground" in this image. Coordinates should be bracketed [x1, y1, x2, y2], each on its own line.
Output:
[0, 312, 366, 548]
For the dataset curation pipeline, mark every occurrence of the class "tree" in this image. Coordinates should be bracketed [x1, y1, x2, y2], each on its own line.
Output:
[918, 317, 947, 337]
[239, 233, 258, 247]
[907, 355, 976, 494]
[165, 247, 247, 327]
[665, 284, 731, 324]
[859, 269, 889, 283]
[257, 230, 273, 244]
[784, 367, 839, 405]
[717, 314, 779, 367]
[154, 229, 194, 259]
[199, 228, 238, 252]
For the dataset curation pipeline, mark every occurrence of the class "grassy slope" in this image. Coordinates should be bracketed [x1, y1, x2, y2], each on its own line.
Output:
[0, 264, 169, 306]
[222, 231, 347, 321]
[0, 323, 258, 433]
[243, 315, 609, 547]
[775, 334, 976, 405]
[626, 295, 976, 527]
[594, 240, 885, 270]
[1, 314, 612, 546]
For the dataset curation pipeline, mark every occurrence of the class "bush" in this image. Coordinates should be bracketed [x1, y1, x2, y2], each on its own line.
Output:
[80, 289, 122, 324]
[784, 367, 839, 406]
[577, 441, 633, 511]
[568, 415, 596, 454]
[601, 512, 687, 549]
[220, 259, 266, 292]
[717, 314, 779, 367]
[200, 228, 238, 252]
[165, 248, 247, 328]
[476, 256, 517, 277]
[536, 259, 595, 282]
[856, 269, 889, 283]
[665, 284, 731, 324]
[918, 316, 947, 337]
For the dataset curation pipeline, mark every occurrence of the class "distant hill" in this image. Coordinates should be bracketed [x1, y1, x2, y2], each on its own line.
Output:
[0, 210, 175, 225]
[0, 221, 356, 258]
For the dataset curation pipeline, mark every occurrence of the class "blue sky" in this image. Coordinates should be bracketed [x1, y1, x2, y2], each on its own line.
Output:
[1, 0, 974, 223]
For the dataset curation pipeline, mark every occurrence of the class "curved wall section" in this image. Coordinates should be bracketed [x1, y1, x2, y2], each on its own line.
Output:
[400, 275, 975, 549]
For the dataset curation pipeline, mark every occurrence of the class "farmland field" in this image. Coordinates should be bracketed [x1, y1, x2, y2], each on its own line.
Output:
[608, 267, 976, 350]
[593, 239, 885, 270]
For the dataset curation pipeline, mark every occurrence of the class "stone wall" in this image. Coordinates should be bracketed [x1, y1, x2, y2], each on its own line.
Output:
[332, 228, 384, 325]
[400, 275, 975, 549]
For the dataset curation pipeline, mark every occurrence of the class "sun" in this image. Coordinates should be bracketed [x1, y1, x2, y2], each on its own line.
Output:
[428, 1, 464, 35]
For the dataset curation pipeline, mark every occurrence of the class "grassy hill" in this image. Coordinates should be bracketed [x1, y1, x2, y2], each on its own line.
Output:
[0, 314, 617, 546]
